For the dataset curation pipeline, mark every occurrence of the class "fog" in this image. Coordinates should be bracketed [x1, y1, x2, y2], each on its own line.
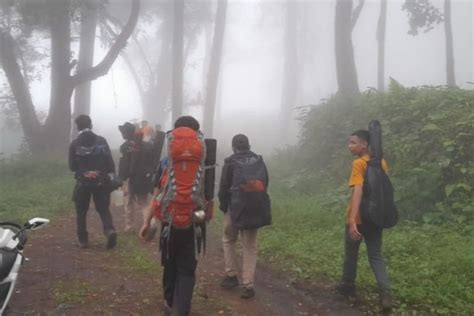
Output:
[1, 0, 473, 156]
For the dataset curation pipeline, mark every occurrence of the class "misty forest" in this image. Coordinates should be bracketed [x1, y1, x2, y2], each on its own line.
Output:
[0, 0, 473, 315]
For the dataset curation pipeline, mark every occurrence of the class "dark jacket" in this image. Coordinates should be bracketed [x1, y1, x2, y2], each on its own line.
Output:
[69, 131, 115, 180]
[218, 150, 271, 229]
[118, 139, 154, 194]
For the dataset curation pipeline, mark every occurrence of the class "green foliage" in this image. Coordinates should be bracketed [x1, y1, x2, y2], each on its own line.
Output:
[402, 0, 444, 35]
[260, 194, 474, 314]
[273, 85, 474, 224]
[0, 159, 73, 223]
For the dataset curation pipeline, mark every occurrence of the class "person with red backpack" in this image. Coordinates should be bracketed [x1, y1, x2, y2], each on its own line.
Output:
[139, 116, 212, 316]
[218, 134, 271, 299]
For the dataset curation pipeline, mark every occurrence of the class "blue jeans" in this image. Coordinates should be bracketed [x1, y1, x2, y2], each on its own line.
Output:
[341, 224, 391, 292]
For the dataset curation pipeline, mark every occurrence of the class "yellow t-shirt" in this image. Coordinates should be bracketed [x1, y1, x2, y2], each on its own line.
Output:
[346, 155, 388, 224]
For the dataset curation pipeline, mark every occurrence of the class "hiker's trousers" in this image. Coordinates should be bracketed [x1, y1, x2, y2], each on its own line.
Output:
[123, 180, 149, 231]
[161, 226, 197, 316]
[73, 183, 116, 244]
[342, 224, 391, 291]
[222, 212, 258, 288]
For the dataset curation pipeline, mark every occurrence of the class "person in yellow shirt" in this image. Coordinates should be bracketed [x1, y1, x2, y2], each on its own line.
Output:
[336, 130, 393, 311]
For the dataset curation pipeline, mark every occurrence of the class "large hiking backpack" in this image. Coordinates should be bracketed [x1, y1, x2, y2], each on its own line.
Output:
[75, 138, 110, 188]
[154, 127, 208, 229]
[230, 152, 271, 230]
[360, 120, 398, 229]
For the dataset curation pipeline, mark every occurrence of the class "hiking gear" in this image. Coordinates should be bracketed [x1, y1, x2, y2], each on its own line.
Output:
[240, 287, 255, 299]
[380, 289, 393, 311]
[228, 151, 271, 230]
[154, 127, 207, 229]
[220, 275, 239, 289]
[152, 130, 166, 174]
[361, 120, 398, 229]
[0, 218, 49, 315]
[335, 282, 356, 298]
[106, 232, 117, 250]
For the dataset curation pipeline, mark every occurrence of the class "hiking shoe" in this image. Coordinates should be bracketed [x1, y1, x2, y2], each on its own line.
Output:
[335, 283, 356, 298]
[380, 290, 393, 311]
[240, 287, 255, 299]
[220, 275, 239, 289]
[106, 232, 117, 250]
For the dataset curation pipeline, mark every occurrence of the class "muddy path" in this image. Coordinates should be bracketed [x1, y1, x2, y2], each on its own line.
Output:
[9, 208, 361, 315]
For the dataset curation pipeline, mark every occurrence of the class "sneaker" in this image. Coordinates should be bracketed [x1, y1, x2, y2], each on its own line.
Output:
[335, 283, 356, 298]
[380, 290, 393, 311]
[220, 275, 239, 289]
[240, 287, 255, 299]
[106, 232, 117, 250]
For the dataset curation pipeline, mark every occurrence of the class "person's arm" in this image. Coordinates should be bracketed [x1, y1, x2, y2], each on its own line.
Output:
[139, 201, 155, 240]
[263, 158, 269, 189]
[218, 158, 233, 213]
[348, 185, 363, 240]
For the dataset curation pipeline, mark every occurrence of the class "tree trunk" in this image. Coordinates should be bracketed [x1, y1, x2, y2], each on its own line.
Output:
[43, 0, 73, 154]
[202, 0, 228, 137]
[171, 0, 184, 125]
[142, 15, 173, 127]
[335, 0, 360, 97]
[377, 0, 387, 92]
[279, 1, 298, 143]
[0, 30, 42, 153]
[444, 0, 456, 87]
[73, 0, 99, 119]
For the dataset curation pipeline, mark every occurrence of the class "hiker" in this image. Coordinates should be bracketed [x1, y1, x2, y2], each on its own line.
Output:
[140, 120, 155, 142]
[140, 116, 213, 316]
[336, 129, 393, 310]
[69, 115, 118, 250]
[118, 122, 155, 232]
[218, 134, 271, 299]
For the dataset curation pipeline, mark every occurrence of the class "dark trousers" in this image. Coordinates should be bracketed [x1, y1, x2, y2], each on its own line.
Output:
[341, 224, 391, 292]
[73, 183, 116, 244]
[161, 225, 198, 316]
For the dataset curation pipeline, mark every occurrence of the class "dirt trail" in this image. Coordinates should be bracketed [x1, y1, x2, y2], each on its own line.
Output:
[9, 208, 361, 315]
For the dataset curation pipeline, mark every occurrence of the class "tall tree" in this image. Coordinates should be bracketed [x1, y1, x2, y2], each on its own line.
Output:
[73, 0, 99, 137]
[279, 0, 298, 141]
[377, 0, 387, 91]
[334, 0, 364, 97]
[171, 0, 184, 124]
[0, 0, 140, 155]
[202, 0, 228, 137]
[444, 0, 455, 87]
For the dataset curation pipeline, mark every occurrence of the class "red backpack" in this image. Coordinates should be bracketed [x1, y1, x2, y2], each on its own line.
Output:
[153, 127, 211, 228]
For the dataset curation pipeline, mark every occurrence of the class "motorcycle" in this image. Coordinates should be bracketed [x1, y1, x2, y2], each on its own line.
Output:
[0, 218, 49, 315]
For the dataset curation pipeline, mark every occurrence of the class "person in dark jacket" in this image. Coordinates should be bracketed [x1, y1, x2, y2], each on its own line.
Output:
[218, 134, 271, 299]
[69, 115, 117, 249]
[118, 122, 154, 232]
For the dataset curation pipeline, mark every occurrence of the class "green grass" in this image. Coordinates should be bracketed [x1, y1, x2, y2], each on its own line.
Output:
[50, 280, 93, 305]
[259, 193, 474, 314]
[0, 159, 74, 223]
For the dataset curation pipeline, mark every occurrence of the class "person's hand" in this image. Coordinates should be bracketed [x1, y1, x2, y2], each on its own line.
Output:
[349, 223, 362, 241]
[139, 223, 150, 241]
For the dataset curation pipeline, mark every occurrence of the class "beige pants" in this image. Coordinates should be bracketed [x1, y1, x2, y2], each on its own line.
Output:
[222, 212, 258, 288]
[123, 180, 149, 231]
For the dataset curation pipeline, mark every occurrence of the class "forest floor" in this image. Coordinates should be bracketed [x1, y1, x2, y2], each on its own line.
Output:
[9, 207, 362, 316]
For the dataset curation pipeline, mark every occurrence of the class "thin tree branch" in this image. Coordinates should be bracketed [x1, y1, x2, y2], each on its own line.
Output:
[351, 0, 365, 30]
[71, 0, 140, 86]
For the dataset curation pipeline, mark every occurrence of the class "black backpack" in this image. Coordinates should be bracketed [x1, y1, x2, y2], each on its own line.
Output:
[230, 152, 272, 230]
[360, 120, 398, 229]
[75, 140, 110, 188]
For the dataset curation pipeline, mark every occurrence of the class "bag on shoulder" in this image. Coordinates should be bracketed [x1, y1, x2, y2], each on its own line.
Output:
[230, 152, 271, 230]
[360, 120, 398, 229]
[153, 127, 210, 229]
[75, 142, 110, 188]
